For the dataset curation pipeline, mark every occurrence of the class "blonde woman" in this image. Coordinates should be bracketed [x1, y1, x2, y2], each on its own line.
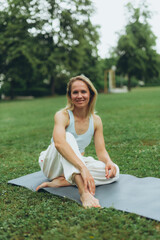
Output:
[36, 75, 119, 208]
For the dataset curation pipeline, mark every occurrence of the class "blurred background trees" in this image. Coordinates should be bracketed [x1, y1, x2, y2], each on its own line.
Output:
[0, 0, 160, 98]
[114, 2, 160, 91]
[0, 0, 101, 98]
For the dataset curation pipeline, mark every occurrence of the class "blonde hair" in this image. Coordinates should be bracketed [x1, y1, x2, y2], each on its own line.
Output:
[65, 75, 97, 116]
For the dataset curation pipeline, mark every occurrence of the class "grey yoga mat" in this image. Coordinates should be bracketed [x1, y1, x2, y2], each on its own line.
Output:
[8, 171, 160, 221]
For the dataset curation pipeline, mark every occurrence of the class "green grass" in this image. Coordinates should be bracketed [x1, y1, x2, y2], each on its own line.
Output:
[0, 87, 160, 240]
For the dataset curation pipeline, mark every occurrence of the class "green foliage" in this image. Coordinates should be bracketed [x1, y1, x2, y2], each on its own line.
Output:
[0, 87, 160, 239]
[115, 76, 127, 88]
[144, 76, 160, 87]
[114, 1, 160, 90]
[0, 0, 100, 98]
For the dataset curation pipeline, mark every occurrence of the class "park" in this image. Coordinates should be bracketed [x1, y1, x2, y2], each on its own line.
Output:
[1, 87, 160, 239]
[1, 0, 160, 239]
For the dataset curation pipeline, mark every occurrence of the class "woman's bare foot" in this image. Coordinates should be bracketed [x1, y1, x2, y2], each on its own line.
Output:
[36, 176, 71, 191]
[36, 182, 49, 191]
[80, 191, 101, 208]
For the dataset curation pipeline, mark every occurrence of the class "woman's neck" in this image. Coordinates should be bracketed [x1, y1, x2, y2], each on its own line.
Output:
[73, 107, 88, 119]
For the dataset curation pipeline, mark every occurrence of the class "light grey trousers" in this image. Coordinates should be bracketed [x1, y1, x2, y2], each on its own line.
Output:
[38, 132, 119, 185]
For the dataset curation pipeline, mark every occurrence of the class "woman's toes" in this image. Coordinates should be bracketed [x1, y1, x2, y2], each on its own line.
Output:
[36, 182, 48, 191]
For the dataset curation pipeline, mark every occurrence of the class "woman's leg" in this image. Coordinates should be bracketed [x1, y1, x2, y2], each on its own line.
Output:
[74, 174, 101, 208]
[36, 142, 67, 191]
[36, 132, 85, 190]
[36, 176, 71, 191]
[84, 156, 119, 186]
[38, 142, 64, 180]
[37, 133, 107, 208]
[59, 132, 86, 184]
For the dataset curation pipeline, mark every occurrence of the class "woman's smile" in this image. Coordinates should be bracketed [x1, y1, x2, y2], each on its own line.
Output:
[71, 80, 90, 108]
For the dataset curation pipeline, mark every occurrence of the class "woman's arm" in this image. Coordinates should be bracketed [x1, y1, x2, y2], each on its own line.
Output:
[53, 110, 95, 195]
[93, 115, 117, 179]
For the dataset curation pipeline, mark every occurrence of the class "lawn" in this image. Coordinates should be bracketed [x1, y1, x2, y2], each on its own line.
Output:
[0, 87, 160, 240]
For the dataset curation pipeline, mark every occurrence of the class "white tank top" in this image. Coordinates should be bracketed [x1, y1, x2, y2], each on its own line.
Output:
[66, 110, 94, 153]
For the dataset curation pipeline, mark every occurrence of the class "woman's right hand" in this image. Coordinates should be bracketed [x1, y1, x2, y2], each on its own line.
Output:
[80, 167, 95, 195]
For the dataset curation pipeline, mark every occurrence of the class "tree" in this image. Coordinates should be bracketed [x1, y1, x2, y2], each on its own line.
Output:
[78, 19, 102, 89]
[0, 0, 100, 98]
[32, 0, 101, 95]
[0, 1, 38, 98]
[114, 2, 160, 90]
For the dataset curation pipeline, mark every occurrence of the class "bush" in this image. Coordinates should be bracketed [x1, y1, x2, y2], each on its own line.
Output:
[130, 77, 139, 87]
[115, 76, 127, 88]
[115, 76, 142, 88]
[145, 77, 160, 87]
[15, 87, 51, 97]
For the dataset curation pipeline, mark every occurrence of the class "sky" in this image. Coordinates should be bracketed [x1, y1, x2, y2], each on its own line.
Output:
[91, 0, 160, 58]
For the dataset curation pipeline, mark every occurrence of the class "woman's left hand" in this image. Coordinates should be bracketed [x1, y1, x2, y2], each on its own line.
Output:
[105, 162, 117, 179]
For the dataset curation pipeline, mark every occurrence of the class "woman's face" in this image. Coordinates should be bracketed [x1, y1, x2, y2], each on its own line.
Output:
[70, 80, 90, 109]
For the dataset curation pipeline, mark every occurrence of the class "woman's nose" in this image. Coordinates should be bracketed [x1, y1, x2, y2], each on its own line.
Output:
[77, 92, 82, 98]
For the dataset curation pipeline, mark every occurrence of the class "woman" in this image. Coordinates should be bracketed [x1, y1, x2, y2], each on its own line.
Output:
[36, 75, 119, 208]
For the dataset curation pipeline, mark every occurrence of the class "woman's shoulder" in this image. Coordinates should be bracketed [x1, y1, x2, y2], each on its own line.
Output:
[55, 108, 68, 116]
[92, 113, 103, 130]
[93, 113, 102, 123]
[54, 109, 70, 125]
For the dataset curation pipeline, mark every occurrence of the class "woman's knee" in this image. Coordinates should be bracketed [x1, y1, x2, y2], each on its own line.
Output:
[66, 132, 80, 152]
[66, 132, 76, 144]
